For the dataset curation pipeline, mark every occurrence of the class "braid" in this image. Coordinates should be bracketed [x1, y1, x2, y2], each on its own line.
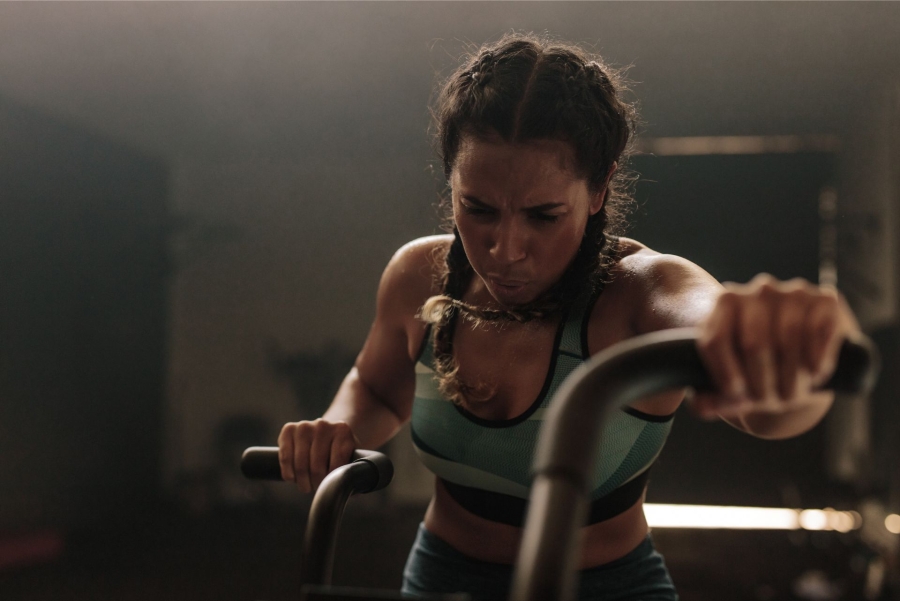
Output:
[422, 32, 639, 408]
[468, 51, 497, 88]
[418, 225, 620, 408]
[419, 231, 496, 405]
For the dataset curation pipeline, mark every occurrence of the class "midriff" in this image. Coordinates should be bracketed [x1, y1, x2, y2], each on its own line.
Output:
[423, 477, 650, 569]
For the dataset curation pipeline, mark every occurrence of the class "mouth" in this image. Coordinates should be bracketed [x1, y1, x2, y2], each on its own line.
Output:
[487, 277, 530, 294]
[488, 275, 527, 285]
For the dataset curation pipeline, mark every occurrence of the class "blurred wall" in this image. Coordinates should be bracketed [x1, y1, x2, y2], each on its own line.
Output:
[1, 2, 899, 522]
[0, 96, 169, 530]
[835, 82, 900, 509]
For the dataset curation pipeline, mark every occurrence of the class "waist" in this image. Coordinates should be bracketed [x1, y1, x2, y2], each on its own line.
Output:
[424, 478, 650, 568]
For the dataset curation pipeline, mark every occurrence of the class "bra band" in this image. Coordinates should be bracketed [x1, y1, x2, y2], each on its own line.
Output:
[440, 467, 651, 527]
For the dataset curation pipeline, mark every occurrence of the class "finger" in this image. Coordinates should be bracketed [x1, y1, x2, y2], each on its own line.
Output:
[329, 422, 356, 476]
[277, 423, 296, 482]
[308, 420, 333, 491]
[805, 293, 841, 386]
[293, 422, 313, 493]
[775, 286, 811, 400]
[697, 291, 747, 398]
[736, 288, 776, 401]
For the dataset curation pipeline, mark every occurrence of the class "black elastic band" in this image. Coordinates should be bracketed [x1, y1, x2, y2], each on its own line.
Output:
[440, 468, 651, 528]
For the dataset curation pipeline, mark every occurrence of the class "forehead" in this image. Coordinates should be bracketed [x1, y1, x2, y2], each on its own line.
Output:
[452, 137, 583, 193]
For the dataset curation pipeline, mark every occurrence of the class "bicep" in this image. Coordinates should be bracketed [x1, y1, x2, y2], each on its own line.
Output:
[352, 240, 440, 422]
[354, 317, 419, 423]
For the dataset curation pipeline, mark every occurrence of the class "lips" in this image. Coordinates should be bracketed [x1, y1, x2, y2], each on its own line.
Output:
[485, 277, 533, 306]
[488, 276, 528, 289]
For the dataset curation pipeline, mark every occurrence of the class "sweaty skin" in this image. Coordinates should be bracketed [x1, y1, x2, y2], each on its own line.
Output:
[278, 138, 860, 569]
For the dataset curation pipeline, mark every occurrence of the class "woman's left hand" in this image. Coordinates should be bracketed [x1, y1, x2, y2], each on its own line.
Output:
[691, 273, 862, 423]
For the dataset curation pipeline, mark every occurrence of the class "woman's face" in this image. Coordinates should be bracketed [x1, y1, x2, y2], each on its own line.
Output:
[451, 136, 604, 308]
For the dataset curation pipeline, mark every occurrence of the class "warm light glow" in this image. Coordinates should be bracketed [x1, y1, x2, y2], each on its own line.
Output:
[644, 504, 799, 530]
[799, 509, 828, 530]
[886, 514, 900, 535]
[644, 504, 861, 531]
[636, 134, 841, 156]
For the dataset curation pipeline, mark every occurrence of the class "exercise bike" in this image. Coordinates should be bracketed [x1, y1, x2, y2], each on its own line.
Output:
[242, 328, 879, 601]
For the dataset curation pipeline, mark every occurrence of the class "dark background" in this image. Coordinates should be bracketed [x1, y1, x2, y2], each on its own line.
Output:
[0, 3, 898, 600]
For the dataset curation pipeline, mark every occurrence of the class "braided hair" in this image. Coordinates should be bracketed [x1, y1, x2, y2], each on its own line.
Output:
[421, 33, 638, 407]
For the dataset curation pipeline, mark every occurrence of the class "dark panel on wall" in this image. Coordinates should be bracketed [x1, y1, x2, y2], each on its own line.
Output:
[0, 96, 170, 531]
[628, 152, 837, 507]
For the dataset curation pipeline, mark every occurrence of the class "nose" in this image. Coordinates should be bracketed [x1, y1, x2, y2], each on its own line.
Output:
[489, 220, 528, 265]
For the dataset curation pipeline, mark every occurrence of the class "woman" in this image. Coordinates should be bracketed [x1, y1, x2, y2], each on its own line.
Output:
[277, 34, 861, 601]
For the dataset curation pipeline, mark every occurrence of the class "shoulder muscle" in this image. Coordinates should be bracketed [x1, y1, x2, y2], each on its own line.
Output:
[374, 235, 451, 324]
[353, 236, 450, 418]
[619, 250, 724, 334]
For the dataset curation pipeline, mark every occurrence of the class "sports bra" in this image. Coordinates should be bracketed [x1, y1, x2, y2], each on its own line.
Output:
[409, 285, 675, 527]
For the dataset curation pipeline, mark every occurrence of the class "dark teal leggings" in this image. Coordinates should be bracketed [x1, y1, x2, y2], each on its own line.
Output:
[401, 523, 679, 601]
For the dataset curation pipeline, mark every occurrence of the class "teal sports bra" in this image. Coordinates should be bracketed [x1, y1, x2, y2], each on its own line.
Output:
[410, 286, 675, 527]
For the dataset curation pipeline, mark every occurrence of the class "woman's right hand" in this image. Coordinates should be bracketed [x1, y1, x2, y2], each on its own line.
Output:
[277, 419, 360, 493]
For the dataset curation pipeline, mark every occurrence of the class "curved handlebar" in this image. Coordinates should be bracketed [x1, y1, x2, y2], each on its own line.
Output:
[509, 328, 879, 601]
[240, 447, 394, 494]
[241, 447, 394, 587]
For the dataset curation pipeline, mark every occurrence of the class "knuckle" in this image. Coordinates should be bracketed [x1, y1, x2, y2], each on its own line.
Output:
[751, 273, 778, 289]
[279, 422, 296, 440]
[756, 281, 777, 297]
[784, 287, 809, 303]
[717, 290, 739, 305]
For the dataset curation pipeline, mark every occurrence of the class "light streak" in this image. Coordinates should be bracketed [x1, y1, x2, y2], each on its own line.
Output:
[644, 504, 861, 531]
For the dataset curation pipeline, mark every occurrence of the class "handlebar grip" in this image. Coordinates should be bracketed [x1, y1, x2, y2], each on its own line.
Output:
[239, 447, 393, 493]
[240, 446, 282, 480]
[688, 336, 879, 396]
[819, 337, 880, 396]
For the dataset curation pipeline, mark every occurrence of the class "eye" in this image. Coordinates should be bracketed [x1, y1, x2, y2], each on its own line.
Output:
[528, 212, 560, 224]
[461, 203, 495, 218]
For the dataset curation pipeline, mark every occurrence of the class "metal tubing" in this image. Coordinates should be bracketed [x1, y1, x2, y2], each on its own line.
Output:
[509, 328, 878, 601]
[300, 461, 376, 587]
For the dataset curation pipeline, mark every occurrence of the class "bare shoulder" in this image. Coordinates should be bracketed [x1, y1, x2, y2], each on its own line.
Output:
[376, 234, 452, 320]
[600, 237, 725, 336]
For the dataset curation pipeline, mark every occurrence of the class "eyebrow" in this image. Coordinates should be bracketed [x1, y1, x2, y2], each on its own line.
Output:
[461, 195, 566, 212]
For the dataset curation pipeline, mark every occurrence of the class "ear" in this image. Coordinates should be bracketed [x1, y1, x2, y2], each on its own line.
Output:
[589, 161, 618, 215]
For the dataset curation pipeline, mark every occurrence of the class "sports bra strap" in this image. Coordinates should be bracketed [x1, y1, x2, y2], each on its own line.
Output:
[557, 282, 604, 358]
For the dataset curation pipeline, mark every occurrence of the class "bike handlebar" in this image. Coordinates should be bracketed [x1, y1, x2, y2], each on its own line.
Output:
[509, 328, 879, 601]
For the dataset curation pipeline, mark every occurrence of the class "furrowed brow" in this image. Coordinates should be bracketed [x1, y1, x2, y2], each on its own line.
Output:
[525, 202, 566, 212]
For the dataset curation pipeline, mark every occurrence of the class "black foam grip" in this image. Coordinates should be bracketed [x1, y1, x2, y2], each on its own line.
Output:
[240, 447, 393, 493]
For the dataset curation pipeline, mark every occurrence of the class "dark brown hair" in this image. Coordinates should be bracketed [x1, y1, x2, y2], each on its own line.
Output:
[421, 32, 639, 406]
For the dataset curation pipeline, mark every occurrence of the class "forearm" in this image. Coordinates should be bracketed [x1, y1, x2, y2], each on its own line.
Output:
[725, 391, 835, 440]
[321, 367, 408, 450]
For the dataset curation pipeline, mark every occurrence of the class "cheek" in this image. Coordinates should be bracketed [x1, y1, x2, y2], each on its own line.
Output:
[540, 224, 586, 270]
[454, 219, 485, 263]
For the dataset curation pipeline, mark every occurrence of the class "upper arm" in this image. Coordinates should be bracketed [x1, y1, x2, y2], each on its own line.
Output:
[628, 253, 725, 334]
[353, 236, 447, 422]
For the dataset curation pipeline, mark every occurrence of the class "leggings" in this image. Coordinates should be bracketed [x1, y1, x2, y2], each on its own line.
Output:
[401, 523, 678, 601]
